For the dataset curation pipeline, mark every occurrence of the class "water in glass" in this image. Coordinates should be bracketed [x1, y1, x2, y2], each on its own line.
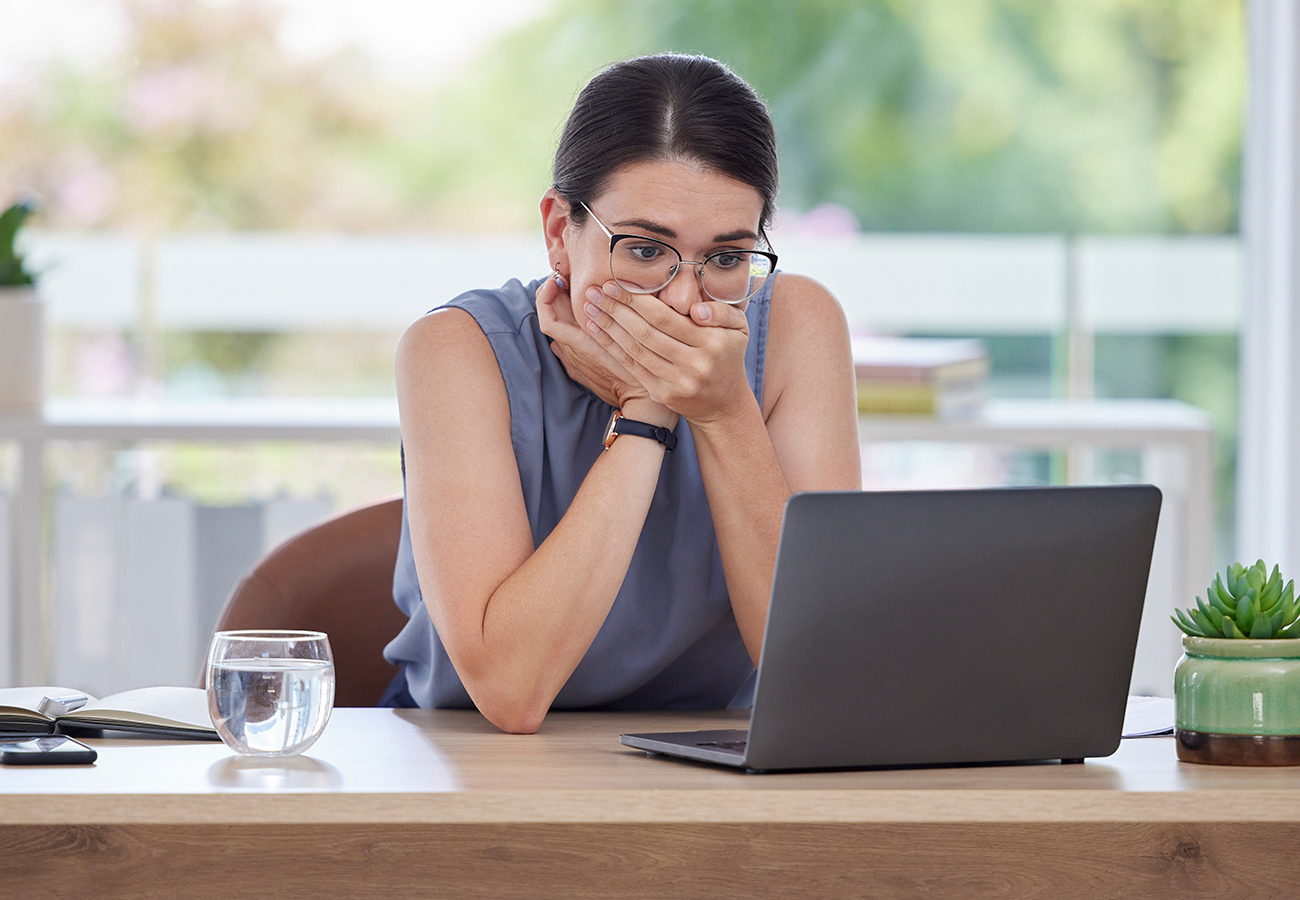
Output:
[207, 630, 335, 757]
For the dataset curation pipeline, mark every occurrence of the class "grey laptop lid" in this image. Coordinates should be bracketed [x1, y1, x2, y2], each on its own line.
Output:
[622, 485, 1161, 771]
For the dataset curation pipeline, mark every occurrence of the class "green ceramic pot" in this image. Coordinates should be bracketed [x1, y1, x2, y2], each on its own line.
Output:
[1174, 636, 1300, 765]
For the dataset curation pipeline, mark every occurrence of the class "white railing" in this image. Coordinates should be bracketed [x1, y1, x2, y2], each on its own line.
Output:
[26, 231, 1240, 336]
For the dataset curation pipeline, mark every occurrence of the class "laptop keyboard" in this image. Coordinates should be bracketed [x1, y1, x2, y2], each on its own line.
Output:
[695, 739, 748, 753]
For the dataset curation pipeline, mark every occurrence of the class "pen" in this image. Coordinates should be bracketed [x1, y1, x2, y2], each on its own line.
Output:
[37, 694, 89, 717]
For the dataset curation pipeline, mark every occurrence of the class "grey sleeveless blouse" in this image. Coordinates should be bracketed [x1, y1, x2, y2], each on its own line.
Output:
[384, 274, 774, 710]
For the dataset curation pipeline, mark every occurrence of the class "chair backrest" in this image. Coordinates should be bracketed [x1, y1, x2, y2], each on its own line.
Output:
[206, 495, 408, 707]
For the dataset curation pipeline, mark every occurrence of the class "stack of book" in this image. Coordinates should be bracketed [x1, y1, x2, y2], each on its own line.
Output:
[852, 336, 989, 418]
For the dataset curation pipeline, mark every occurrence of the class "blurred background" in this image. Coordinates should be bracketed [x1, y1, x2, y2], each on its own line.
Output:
[0, 0, 1244, 694]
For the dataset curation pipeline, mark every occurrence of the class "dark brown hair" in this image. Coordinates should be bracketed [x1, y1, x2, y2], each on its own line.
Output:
[553, 54, 778, 231]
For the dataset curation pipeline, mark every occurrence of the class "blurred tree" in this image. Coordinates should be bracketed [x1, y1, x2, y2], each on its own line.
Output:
[0, 0, 1243, 234]
[0, 0, 416, 230]
[443, 0, 1243, 233]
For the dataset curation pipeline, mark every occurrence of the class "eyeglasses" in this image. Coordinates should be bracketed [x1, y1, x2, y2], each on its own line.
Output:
[580, 202, 777, 305]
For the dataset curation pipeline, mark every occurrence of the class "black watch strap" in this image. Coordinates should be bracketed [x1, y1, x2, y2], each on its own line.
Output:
[604, 410, 677, 452]
[616, 416, 678, 452]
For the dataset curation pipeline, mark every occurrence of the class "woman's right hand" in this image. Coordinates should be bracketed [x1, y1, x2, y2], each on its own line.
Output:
[536, 274, 669, 417]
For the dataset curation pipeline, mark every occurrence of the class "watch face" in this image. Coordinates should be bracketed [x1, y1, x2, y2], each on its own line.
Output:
[603, 410, 621, 449]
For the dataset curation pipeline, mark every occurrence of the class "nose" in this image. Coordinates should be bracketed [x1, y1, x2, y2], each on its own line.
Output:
[658, 263, 704, 315]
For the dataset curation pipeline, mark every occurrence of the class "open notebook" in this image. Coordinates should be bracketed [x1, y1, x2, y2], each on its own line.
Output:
[1123, 695, 1175, 737]
[0, 686, 218, 739]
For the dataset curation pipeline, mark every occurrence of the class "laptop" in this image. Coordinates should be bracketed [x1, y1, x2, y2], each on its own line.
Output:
[620, 485, 1162, 772]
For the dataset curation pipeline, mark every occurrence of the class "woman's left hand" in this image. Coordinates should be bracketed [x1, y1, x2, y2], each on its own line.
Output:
[582, 281, 752, 425]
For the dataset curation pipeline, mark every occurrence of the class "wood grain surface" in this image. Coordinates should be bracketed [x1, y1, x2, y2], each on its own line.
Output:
[3, 822, 1298, 899]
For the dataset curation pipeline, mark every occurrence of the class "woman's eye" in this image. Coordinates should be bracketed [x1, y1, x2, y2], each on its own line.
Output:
[709, 252, 744, 270]
[627, 244, 664, 262]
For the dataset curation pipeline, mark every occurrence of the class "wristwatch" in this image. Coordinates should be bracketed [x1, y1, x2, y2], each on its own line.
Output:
[603, 409, 677, 453]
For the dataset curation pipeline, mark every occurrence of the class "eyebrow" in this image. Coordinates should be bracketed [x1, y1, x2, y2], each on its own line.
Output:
[613, 219, 760, 244]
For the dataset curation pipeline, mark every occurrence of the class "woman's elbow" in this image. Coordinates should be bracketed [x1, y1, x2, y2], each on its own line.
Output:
[486, 705, 547, 734]
[473, 684, 550, 734]
[452, 651, 552, 734]
[435, 612, 559, 733]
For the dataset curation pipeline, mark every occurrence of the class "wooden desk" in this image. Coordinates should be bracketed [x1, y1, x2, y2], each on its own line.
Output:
[2, 708, 1298, 899]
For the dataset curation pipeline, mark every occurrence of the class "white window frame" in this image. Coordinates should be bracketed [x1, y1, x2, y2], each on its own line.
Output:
[1239, 0, 1300, 576]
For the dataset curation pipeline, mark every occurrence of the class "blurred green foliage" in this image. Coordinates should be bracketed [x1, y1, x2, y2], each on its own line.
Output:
[0, 0, 1243, 234]
[162, 330, 398, 396]
[455, 0, 1243, 233]
[0, 200, 39, 285]
[1095, 331, 1239, 546]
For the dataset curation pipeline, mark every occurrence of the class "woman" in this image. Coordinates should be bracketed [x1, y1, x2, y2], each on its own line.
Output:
[383, 53, 861, 732]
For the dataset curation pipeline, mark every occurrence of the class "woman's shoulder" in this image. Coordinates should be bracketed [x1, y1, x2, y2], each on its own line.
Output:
[396, 305, 493, 395]
[760, 271, 853, 415]
[396, 276, 549, 393]
[770, 271, 843, 318]
[399, 303, 481, 353]
[768, 271, 851, 347]
[437, 277, 544, 336]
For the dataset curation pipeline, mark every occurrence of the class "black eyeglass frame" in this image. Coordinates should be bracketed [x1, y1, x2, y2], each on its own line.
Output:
[580, 202, 778, 305]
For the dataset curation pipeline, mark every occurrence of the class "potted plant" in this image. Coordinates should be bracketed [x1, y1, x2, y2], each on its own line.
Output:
[0, 198, 45, 412]
[1172, 559, 1300, 765]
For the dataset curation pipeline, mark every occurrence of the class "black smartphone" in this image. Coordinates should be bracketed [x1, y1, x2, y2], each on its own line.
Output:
[0, 735, 98, 765]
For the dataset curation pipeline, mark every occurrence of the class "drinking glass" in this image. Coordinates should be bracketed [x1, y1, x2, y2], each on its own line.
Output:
[206, 630, 336, 757]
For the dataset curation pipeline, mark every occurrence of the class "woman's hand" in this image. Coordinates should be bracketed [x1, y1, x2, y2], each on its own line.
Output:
[582, 281, 752, 426]
[535, 274, 655, 410]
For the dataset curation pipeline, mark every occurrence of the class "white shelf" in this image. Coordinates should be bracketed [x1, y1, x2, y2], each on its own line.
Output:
[859, 397, 1213, 444]
[0, 396, 401, 442]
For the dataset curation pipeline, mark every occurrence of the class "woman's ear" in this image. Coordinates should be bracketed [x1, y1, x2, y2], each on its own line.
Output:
[540, 188, 571, 278]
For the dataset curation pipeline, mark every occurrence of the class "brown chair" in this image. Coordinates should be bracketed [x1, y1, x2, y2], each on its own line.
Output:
[206, 494, 409, 707]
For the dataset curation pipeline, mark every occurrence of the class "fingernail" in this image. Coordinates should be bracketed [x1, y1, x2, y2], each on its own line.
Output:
[586, 321, 601, 335]
[695, 304, 712, 321]
[603, 281, 620, 298]
[586, 287, 603, 303]
[584, 302, 601, 319]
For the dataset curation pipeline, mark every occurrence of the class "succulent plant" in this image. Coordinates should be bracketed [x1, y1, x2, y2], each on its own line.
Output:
[1173, 560, 1300, 639]
[0, 199, 37, 288]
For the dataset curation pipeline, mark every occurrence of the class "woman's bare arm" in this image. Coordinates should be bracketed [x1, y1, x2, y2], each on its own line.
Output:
[398, 307, 673, 733]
